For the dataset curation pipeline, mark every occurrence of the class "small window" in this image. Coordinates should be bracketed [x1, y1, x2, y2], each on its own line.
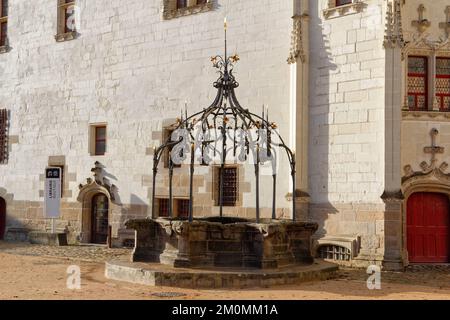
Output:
[318, 245, 351, 261]
[196, 0, 207, 5]
[436, 57, 450, 111]
[56, 0, 78, 41]
[157, 198, 169, 217]
[95, 126, 106, 156]
[407, 56, 428, 111]
[214, 167, 238, 207]
[176, 199, 189, 218]
[335, 0, 352, 6]
[0, 0, 8, 47]
[176, 0, 187, 9]
[90, 124, 107, 156]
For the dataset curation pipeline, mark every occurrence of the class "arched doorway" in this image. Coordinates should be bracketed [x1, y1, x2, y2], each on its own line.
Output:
[91, 193, 109, 244]
[0, 197, 5, 240]
[407, 192, 450, 263]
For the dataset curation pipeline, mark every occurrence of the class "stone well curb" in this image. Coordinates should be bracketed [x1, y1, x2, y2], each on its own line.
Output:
[105, 260, 338, 289]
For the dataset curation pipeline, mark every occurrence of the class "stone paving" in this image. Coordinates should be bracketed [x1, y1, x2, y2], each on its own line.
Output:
[0, 241, 131, 263]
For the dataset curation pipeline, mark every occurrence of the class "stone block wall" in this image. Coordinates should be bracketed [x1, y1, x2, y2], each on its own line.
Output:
[0, 0, 294, 242]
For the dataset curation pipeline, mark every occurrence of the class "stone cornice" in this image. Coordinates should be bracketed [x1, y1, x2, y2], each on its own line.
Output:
[402, 110, 450, 121]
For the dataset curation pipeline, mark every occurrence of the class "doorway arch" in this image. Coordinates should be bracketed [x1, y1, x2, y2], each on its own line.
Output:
[91, 193, 109, 244]
[0, 197, 5, 240]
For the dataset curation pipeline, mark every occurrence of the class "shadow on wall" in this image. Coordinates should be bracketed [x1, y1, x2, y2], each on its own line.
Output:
[308, 1, 339, 240]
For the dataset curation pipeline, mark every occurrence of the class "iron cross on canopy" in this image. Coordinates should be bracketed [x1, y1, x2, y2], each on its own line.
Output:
[439, 6, 450, 36]
[422, 128, 445, 171]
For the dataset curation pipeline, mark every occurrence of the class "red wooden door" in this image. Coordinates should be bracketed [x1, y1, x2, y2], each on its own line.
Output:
[0, 197, 5, 240]
[407, 193, 450, 263]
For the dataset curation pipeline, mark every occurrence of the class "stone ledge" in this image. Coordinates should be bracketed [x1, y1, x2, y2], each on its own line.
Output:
[55, 31, 79, 42]
[105, 260, 338, 289]
[323, 1, 366, 20]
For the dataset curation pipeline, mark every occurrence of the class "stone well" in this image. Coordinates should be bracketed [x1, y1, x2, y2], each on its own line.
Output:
[126, 217, 318, 269]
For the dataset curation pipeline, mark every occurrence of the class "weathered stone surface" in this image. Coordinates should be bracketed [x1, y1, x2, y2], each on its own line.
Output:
[105, 259, 338, 289]
[28, 232, 68, 246]
[126, 217, 318, 269]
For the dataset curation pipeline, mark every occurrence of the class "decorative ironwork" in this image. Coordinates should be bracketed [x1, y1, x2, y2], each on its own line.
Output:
[151, 23, 296, 223]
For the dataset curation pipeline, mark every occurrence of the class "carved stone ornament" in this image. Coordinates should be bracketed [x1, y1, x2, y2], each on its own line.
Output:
[287, 14, 308, 64]
[402, 129, 449, 184]
[384, 0, 405, 49]
[77, 161, 117, 202]
[412, 4, 431, 33]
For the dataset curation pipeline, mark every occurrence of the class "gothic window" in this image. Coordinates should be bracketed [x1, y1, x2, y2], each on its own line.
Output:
[56, 0, 78, 42]
[214, 167, 238, 207]
[436, 57, 450, 111]
[0, 0, 8, 48]
[162, 0, 213, 20]
[0, 109, 8, 164]
[407, 56, 428, 111]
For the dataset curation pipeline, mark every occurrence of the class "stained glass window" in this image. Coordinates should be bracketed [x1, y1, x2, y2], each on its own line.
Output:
[408, 56, 428, 111]
[436, 57, 450, 111]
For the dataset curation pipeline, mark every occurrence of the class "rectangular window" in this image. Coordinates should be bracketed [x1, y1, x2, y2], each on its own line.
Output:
[215, 167, 238, 207]
[58, 0, 76, 35]
[158, 198, 169, 217]
[177, 0, 187, 9]
[436, 57, 450, 111]
[197, 0, 207, 5]
[0, 0, 8, 47]
[176, 199, 190, 218]
[0, 109, 7, 164]
[336, 0, 352, 6]
[408, 56, 428, 111]
[94, 126, 106, 156]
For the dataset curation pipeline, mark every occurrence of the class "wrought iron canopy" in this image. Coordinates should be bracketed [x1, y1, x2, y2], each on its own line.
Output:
[151, 29, 296, 223]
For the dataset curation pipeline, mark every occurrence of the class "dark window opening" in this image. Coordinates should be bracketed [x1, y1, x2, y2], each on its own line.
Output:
[95, 126, 106, 156]
[215, 167, 238, 207]
[318, 245, 351, 261]
[336, 0, 352, 6]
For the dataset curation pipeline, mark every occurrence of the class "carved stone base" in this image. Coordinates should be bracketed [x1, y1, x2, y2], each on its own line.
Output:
[126, 217, 318, 269]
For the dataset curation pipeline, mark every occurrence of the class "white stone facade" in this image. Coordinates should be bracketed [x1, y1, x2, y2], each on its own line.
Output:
[0, 0, 449, 269]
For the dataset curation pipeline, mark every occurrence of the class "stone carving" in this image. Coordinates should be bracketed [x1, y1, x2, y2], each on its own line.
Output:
[402, 128, 450, 184]
[77, 161, 117, 201]
[439, 6, 450, 37]
[287, 14, 307, 64]
[412, 4, 431, 33]
[384, 0, 405, 49]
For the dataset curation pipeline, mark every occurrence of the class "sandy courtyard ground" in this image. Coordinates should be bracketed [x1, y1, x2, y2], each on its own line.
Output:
[0, 241, 449, 300]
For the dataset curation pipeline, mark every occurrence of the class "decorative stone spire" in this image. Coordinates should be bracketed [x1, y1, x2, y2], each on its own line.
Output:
[384, 0, 405, 49]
